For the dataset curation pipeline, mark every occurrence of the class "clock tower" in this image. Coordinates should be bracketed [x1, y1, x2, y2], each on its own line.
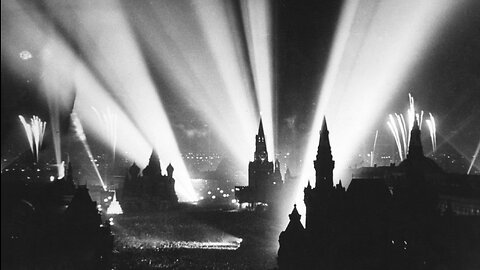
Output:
[248, 118, 274, 202]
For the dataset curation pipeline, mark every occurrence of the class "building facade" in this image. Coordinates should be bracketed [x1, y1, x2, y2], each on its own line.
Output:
[121, 150, 178, 212]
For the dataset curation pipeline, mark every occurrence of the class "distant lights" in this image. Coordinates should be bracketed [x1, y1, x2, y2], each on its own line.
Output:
[19, 50, 33, 60]
[50, 176, 55, 182]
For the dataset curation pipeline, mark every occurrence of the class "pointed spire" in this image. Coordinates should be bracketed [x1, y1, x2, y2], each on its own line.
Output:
[413, 117, 419, 130]
[258, 118, 265, 138]
[254, 118, 268, 161]
[283, 204, 305, 234]
[149, 149, 160, 163]
[407, 118, 424, 159]
[321, 116, 328, 133]
[149, 149, 162, 173]
[129, 162, 140, 177]
[319, 116, 331, 149]
[314, 117, 335, 189]
[336, 179, 345, 191]
[66, 162, 74, 183]
[130, 161, 140, 169]
[167, 163, 174, 177]
[289, 204, 301, 221]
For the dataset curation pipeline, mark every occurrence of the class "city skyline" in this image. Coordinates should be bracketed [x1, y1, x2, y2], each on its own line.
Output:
[2, 0, 479, 180]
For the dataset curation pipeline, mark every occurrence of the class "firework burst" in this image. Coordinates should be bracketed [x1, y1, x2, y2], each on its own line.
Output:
[19, 115, 46, 162]
[387, 94, 436, 161]
[425, 112, 437, 152]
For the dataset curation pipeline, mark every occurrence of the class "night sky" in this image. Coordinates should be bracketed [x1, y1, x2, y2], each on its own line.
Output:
[2, 0, 479, 171]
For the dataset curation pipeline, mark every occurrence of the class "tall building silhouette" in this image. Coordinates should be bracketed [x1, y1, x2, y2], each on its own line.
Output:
[278, 117, 480, 269]
[121, 150, 178, 212]
[302, 117, 347, 268]
[1, 162, 113, 269]
[249, 118, 274, 191]
[235, 118, 282, 206]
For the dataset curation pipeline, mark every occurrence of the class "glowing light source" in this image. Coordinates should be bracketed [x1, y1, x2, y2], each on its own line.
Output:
[106, 191, 123, 215]
[425, 113, 437, 152]
[387, 94, 436, 160]
[467, 139, 480, 175]
[18, 115, 46, 163]
[71, 113, 107, 190]
[370, 130, 378, 166]
[19, 50, 32, 60]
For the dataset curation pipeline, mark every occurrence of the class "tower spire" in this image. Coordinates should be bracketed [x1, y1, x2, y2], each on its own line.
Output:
[258, 118, 265, 138]
[254, 118, 268, 161]
[314, 117, 335, 189]
[318, 116, 331, 149]
[407, 118, 424, 159]
[143, 149, 162, 176]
